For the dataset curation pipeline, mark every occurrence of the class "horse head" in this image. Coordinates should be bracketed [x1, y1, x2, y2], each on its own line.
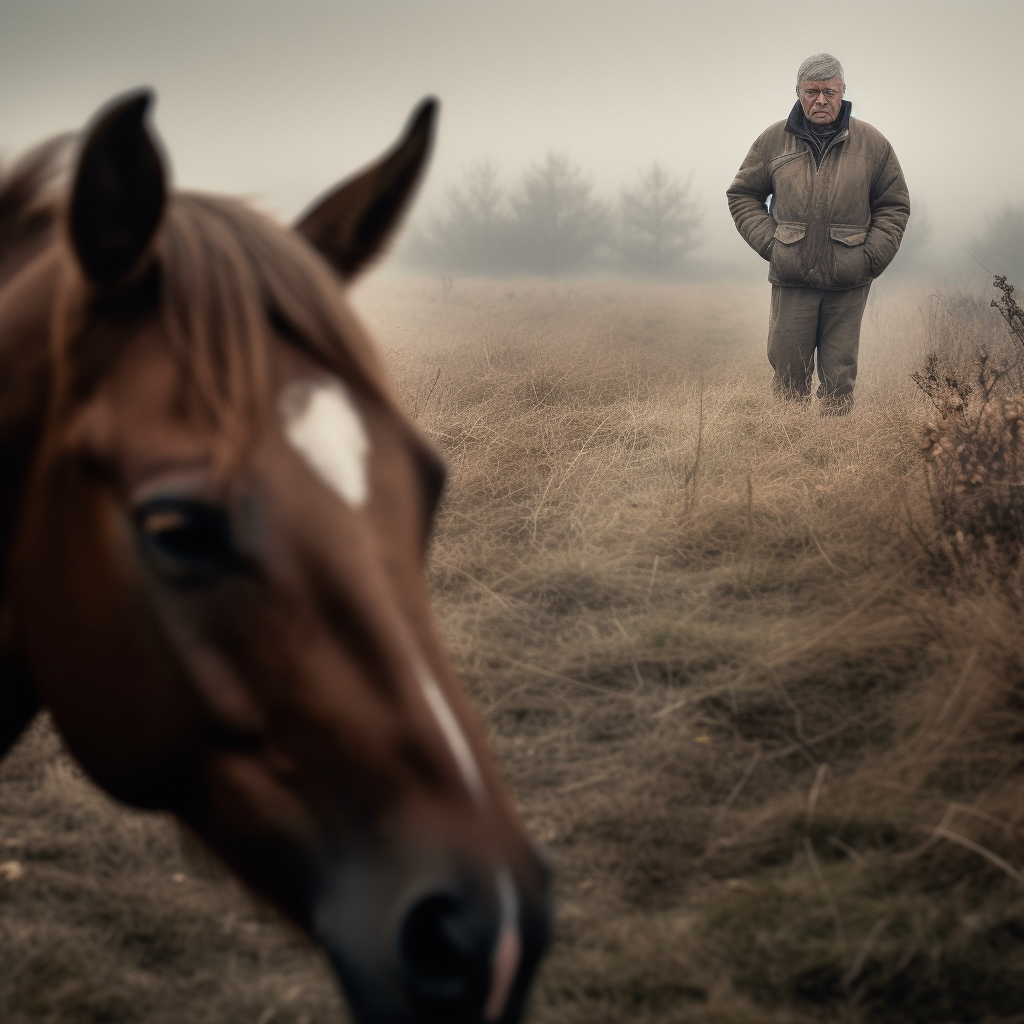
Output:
[0, 92, 550, 1024]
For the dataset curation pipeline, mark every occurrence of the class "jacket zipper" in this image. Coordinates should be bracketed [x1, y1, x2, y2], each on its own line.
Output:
[807, 129, 849, 280]
[814, 129, 849, 175]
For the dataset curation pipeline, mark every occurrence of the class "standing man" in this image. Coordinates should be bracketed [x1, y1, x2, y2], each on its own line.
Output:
[727, 53, 909, 413]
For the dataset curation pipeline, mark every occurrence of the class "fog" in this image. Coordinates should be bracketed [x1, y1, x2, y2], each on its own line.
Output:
[2, 0, 1021, 282]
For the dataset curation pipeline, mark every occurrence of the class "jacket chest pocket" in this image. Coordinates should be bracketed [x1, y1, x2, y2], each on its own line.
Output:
[830, 225, 869, 286]
[770, 221, 806, 283]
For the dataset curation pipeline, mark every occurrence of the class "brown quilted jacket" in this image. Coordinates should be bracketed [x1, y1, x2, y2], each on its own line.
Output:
[727, 102, 910, 289]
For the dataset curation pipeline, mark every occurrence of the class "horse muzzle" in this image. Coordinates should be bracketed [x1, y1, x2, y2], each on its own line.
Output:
[312, 845, 552, 1024]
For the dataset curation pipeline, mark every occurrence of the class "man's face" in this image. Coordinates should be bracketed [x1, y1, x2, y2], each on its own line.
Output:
[798, 78, 844, 124]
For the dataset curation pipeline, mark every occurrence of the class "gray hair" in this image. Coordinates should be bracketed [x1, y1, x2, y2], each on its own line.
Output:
[796, 53, 845, 89]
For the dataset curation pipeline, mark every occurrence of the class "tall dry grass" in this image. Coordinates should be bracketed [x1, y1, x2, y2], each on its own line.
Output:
[369, 276, 1024, 1024]
[2, 276, 1023, 1023]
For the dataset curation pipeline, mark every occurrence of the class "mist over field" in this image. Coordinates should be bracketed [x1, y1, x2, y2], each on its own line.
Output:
[2, 0, 1022, 284]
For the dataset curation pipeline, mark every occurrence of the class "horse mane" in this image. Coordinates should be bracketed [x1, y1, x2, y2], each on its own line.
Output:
[0, 138, 75, 609]
[0, 135, 71, 287]
[58, 190, 395, 436]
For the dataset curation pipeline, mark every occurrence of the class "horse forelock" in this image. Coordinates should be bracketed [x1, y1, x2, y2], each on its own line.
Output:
[52, 191, 393, 446]
[0, 136, 72, 287]
[0, 140, 397, 470]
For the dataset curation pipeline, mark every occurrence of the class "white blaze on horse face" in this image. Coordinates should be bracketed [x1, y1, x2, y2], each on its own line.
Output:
[417, 663, 488, 807]
[280, 378, 370, 507]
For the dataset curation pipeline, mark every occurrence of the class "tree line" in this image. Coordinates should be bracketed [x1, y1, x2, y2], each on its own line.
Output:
[406, 155, 703, 277]
[405, 156, 1024, 285]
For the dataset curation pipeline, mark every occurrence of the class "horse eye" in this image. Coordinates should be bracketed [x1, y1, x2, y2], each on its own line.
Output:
[134, 499, 237, 586]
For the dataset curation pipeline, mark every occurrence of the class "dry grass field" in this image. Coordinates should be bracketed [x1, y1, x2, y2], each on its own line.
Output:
[3, 275, 1024, 1024]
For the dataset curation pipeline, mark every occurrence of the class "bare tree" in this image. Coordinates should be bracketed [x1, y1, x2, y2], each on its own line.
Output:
[407, 156, 712, 279]
[508, 153, 609, 274]
[407, 161, 513, 273]
[616, 163, 702, 275]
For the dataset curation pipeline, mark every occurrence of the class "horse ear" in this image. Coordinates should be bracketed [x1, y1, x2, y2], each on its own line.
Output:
[69, 90, 166, 288]
[295, 98, 437, 280]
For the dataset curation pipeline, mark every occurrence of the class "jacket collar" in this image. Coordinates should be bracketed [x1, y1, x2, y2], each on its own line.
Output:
[785, 98, 852, 142]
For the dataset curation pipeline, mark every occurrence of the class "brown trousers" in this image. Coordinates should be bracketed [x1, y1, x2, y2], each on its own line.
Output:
[767, 283, 871, 404]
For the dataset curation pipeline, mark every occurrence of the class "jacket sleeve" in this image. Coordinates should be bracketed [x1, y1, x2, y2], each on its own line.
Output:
[865, 144, 910, 276]
[726, 139, 776, 260]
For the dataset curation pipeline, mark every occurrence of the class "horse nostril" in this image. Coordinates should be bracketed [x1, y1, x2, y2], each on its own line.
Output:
[398, 890, 491, 1006]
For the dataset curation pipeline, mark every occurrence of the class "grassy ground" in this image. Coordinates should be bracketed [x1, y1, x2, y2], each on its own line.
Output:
[3, 275, 1024, 1023]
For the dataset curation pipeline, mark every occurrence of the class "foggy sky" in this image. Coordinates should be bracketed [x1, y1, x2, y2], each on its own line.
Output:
[2, 0, 1020, 278]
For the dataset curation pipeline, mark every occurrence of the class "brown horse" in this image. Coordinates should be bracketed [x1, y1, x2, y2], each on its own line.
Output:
[0, 92, 550, 1024]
